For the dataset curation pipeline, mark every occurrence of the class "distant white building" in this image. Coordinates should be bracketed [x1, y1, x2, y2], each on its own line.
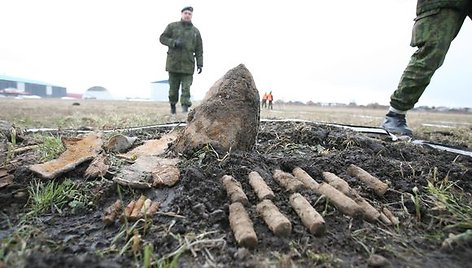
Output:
[83, 86, 113, 100]
[150, 80, 169, 101]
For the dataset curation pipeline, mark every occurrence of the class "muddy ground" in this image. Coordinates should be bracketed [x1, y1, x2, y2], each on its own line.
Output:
[1, 120, 471, 267]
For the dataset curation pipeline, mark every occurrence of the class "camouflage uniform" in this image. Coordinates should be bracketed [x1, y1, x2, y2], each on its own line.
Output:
[160, 20, 203, 107]
[390, 0, 471, 111]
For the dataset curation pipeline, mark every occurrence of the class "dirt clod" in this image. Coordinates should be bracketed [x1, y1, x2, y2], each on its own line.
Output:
[368, 254, 391, 267]
[172, 64, 260, 153]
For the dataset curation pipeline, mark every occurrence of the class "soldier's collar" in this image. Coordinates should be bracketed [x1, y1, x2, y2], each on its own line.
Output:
[180, 20, 193, 26]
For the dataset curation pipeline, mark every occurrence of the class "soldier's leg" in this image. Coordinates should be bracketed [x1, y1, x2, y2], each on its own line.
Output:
[180, 74, 194, 108]
[390, 9, 467, 112]
[168, 72, 182, 105]
[382, 9, 466, 135]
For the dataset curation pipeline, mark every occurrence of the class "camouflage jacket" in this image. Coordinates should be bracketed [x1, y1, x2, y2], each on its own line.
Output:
[416, 0, 471, 15]
[160, 20, 203, 74]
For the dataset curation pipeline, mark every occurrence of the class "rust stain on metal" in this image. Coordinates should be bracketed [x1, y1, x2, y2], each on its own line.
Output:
[29, 133, 103, 179]
[120, 131, 178, 159]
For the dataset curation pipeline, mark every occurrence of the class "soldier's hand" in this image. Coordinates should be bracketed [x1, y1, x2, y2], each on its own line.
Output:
[174, 39, 183, 48]
[197, 66, 203, 74]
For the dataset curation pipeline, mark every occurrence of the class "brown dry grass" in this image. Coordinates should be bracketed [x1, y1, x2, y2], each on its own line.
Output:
[1, 98, 471, 146]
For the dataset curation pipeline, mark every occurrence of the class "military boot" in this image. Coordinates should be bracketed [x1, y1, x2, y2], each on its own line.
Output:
[381, 111, 412, 136]
[170, 104, 176, 114]
[182, 105, 188, 113]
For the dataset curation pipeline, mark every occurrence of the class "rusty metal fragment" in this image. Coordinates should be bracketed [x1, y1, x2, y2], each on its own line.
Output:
[84, 154, 109, 178]
[113, 155, 180, 189]
[151, 158, 180, 187]
[105, 134, 137, 153]
[119, 131, 178, 160]
[29, 133, 103, 179]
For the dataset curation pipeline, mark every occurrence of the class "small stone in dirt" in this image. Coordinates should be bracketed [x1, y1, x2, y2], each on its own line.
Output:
[279, 254, 295, 268]
[234, 247, 251, 261]
[367, 254, 391, 267]
[192, 203, 209, 218]
[14, 191, 26, 199]
[209, 209, 225, 222]
[192, 203, 205, 213]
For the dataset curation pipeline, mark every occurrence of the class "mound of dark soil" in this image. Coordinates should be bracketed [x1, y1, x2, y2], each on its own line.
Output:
[1, 121, 471, 267]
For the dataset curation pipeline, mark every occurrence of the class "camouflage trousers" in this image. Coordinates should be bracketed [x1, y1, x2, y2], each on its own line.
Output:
[168, 72, 193, 107]
[390, 8, 468, 111]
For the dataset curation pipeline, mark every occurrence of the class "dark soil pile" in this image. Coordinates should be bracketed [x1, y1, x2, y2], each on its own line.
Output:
[1, 121, 471, 267]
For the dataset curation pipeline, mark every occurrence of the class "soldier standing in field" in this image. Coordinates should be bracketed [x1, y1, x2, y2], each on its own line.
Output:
[160, 6, 203, 114]
[381, 0, 471, 136]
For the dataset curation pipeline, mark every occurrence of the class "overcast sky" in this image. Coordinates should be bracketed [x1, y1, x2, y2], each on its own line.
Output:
[1, 0, 471, 107]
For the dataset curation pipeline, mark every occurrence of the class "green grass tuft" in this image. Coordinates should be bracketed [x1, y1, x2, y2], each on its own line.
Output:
[426, 179, 472, 230]
[27, 179, 86, 217]
[36, 134, 65, 162]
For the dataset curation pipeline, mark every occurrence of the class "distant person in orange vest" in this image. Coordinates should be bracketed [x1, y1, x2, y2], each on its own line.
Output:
[261, 92, 268, 108]
[267, 91, 273, 110]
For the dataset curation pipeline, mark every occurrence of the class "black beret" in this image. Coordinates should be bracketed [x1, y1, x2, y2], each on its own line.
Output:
[181, 6, 193, 12]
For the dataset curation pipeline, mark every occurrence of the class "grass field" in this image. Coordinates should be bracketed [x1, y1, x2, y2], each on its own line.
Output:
[1, 98, 471, 146]
[1, 98, 471, 127]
